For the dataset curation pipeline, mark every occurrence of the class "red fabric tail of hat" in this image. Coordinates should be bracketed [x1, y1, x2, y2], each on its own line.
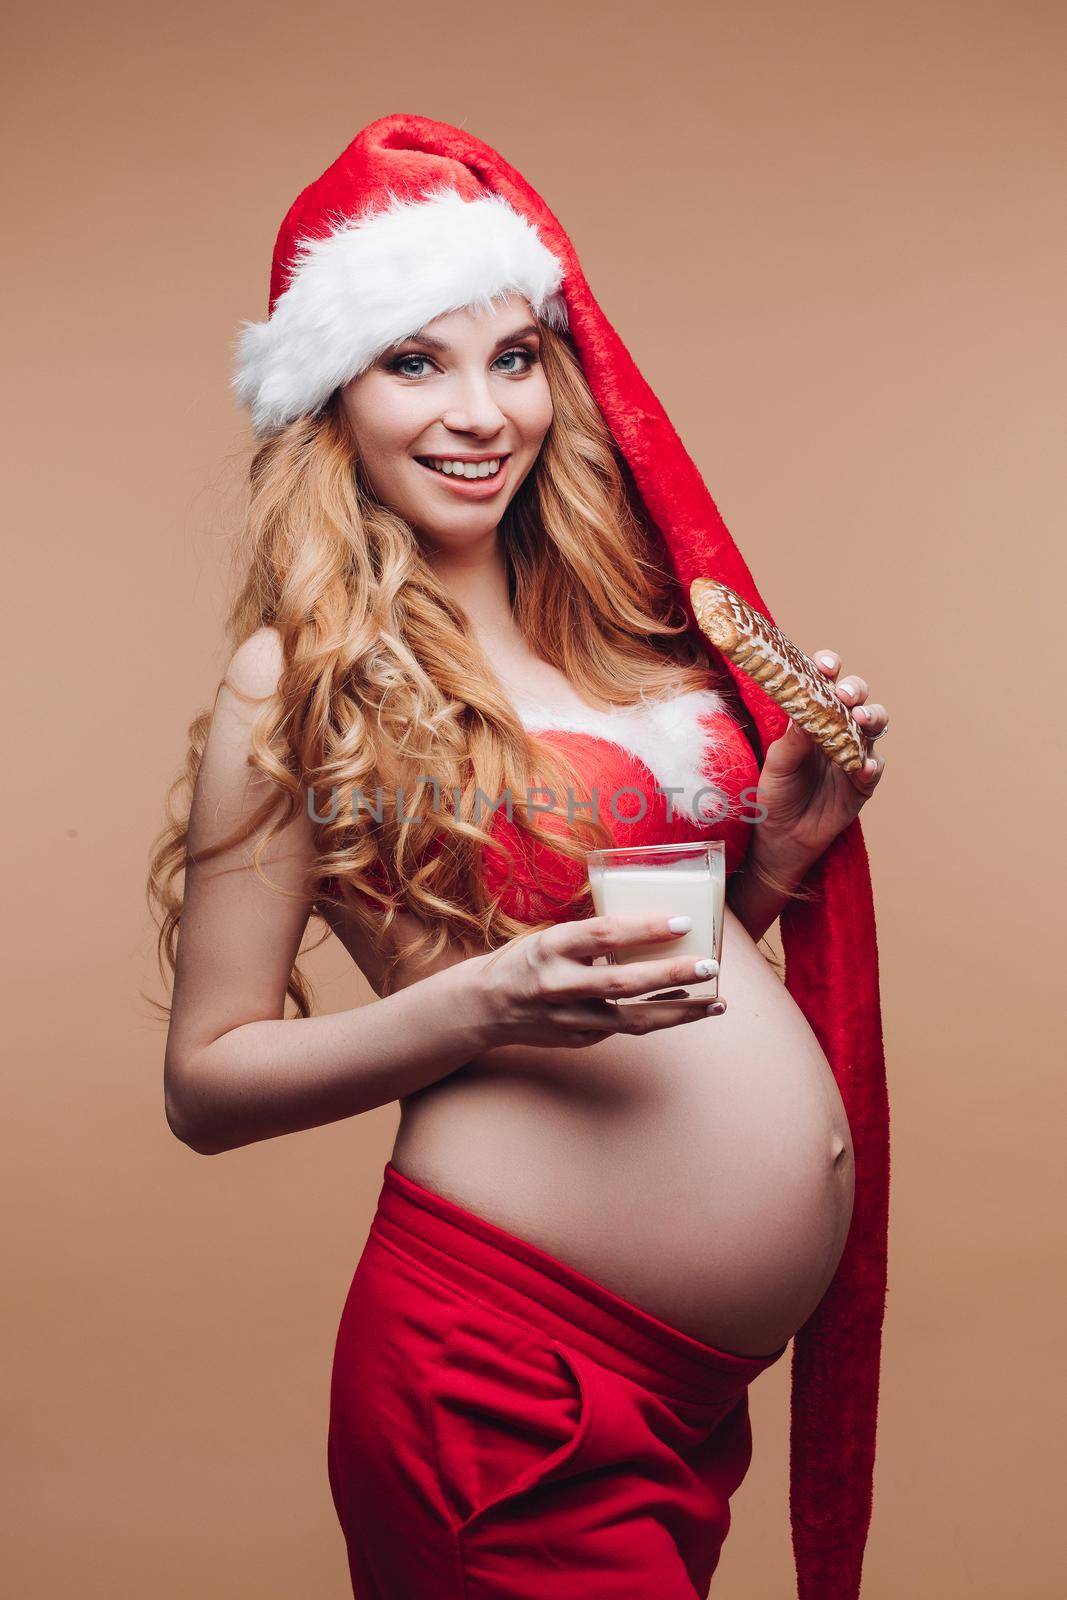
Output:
[297, 114, 891, 1597]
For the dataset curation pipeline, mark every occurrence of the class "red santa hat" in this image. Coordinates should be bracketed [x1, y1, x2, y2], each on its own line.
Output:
[233, 181, 569, 434]
[233, 113, 890, 1599]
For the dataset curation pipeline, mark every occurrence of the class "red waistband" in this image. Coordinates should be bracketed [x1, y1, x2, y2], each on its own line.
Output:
[372, 1161, 787, 1408]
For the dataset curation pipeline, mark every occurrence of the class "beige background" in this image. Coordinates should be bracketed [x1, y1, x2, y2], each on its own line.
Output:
[5, 2, 1063, 1594]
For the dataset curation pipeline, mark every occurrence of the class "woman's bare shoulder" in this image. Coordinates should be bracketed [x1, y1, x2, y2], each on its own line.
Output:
[219, 625, 286, 703]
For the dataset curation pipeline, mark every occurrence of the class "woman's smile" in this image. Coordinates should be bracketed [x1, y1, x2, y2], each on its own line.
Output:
[414, 452, 512, 499]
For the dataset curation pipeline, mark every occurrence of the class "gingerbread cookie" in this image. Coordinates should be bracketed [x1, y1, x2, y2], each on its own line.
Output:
[691, 577, 868, 774]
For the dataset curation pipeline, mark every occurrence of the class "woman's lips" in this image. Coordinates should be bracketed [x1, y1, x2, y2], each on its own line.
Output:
[415, 455, 511, 499]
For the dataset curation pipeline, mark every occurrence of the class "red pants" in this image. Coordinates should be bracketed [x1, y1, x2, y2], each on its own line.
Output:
[327, 1163, 787, 1598]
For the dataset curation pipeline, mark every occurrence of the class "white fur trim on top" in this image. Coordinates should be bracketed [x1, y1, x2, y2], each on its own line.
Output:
[232, 185, 569, 434]
[511, 687, 741, 826]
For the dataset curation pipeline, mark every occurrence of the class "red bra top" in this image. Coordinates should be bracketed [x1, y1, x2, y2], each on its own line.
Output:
[483, 686, 761, 924]
[324, 686, 762, 927]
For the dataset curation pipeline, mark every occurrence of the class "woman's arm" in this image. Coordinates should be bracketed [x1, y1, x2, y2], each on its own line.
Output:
[170, 962, 496, 1156]
[725, 651, 888, 944]
[163, 628, 494, 1157]
[726, 836, 817, 944]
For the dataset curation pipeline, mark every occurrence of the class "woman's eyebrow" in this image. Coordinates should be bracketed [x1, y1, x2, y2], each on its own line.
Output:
[393, 323, 541, 353]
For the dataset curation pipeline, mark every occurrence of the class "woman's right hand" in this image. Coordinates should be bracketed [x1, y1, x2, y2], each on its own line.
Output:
[464, 914, 726, 1051]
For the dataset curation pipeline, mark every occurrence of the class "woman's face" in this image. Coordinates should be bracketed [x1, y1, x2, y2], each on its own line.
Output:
[339, 293, 554, 549]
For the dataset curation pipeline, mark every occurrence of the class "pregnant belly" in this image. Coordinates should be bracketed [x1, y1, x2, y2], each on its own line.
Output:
[391, 907, 856, 1360]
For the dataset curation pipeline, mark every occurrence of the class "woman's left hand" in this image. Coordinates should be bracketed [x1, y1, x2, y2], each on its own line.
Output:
[749, 649, 888, 870]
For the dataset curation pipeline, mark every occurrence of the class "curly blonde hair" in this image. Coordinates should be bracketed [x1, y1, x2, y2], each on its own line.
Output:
[146, 320, 769, 1016]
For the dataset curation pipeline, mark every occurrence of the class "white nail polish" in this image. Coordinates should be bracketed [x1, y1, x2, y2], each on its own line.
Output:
[694, 959, 719, 978]
[667, 916, 693, 932]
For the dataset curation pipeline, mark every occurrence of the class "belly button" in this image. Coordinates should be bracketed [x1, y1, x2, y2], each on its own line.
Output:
[831, 1133, 848, 1164]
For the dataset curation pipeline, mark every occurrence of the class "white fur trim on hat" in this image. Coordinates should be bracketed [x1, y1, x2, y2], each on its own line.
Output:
[232, 185, 569, 434]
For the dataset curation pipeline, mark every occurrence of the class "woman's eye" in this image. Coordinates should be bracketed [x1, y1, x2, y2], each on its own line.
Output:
[387, 347, 537, 379]
[390, 354, 436, 378]
[493, 348, 537, 375]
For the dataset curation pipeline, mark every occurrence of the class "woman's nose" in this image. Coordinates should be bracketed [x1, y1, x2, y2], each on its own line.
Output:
[440, 373, 507, 437]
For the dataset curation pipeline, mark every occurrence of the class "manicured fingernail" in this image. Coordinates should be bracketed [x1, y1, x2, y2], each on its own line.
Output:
[668, 916, 693, 932]
[854, 706, 868, 721]
[706, 1000, 726, 1016]
[694, 958, 719, 978]
[816, 653, 835, 667]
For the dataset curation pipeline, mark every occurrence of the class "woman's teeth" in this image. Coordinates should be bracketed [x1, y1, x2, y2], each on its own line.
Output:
[423, 458, 502, 478]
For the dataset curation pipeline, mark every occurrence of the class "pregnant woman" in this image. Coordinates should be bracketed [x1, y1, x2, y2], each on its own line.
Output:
[153, 115, 890, 1599]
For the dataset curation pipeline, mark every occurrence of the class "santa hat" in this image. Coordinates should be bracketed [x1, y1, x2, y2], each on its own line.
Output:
[233, 113, 890, 1598]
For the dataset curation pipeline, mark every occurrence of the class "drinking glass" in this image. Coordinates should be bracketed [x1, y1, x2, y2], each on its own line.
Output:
[585, 839, 725, 1004]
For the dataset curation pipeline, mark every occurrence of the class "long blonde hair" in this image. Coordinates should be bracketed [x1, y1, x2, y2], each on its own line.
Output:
[147, 320, 769, 1015]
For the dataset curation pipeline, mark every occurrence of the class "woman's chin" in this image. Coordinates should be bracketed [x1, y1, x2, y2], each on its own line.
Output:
[411, 494, 514, 539]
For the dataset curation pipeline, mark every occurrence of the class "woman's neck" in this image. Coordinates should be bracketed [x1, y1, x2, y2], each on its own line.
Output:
[426, 531, 510, 619]
[425, 533, 526, 655]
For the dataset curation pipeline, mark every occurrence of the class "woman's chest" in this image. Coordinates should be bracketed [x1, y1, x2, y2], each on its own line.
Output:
[483, 693, 761, 924]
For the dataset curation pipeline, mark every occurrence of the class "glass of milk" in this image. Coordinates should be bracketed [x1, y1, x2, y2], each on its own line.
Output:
[585, 840, 725, 1004]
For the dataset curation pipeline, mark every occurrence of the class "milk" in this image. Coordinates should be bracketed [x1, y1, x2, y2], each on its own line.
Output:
[587, 856, 724, 1004]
